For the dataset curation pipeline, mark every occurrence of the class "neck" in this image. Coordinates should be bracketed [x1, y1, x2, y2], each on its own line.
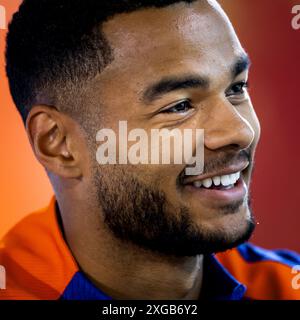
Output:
[58, 198, 204, 300]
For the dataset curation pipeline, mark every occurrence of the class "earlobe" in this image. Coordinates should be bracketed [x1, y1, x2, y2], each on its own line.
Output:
[26, 106, 83, 179]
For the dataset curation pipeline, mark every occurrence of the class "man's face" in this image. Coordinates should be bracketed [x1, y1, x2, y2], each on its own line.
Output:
[82, 0, 260, 256]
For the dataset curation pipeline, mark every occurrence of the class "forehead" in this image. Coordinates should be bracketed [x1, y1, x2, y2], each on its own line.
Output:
[99, 0, 245, 87]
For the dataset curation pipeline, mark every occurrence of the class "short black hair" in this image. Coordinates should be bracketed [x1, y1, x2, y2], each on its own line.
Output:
[6, 0, 197, 123]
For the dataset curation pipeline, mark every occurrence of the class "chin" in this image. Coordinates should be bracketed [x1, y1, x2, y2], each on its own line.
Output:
[195, 206, 255, 250]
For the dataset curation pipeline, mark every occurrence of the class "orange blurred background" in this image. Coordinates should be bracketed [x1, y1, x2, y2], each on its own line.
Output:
[0, 0, 300, 251]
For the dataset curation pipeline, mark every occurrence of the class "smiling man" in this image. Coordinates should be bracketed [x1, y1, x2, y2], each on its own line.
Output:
[1, 0, 300, 300]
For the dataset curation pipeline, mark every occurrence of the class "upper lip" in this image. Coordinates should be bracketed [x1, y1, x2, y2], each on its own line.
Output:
[182, 161, 249, 185]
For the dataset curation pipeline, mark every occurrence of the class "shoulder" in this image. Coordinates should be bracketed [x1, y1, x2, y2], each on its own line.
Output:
[0, 198, 77, 300]
[216, 242, 300, 300]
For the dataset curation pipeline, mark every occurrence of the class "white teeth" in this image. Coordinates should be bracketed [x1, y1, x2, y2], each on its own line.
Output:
[191, 171, 241, 189]
[233, 173, 238, 181]
[202, 178, 213, 188]
[229, 173, 236, 185]
[193, 181, 202, 188]
[221, 175, 231, 186]
[212, 176, 221, 186]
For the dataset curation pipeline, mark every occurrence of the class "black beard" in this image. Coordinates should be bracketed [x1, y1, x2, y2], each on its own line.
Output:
[95, 167, 255, 257]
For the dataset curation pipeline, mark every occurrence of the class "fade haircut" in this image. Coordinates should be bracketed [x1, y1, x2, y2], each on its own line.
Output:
[6, 0, 197, 123]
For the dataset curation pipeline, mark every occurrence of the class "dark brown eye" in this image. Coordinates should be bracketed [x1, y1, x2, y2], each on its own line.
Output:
[226, 81, 248, 96]
[162, 100, 192, 113]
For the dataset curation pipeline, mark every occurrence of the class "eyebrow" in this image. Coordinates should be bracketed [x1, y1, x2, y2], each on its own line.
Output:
[142, 53, 251, 104]
[232, 54, 251, 78]
[142, 75, 208, 104]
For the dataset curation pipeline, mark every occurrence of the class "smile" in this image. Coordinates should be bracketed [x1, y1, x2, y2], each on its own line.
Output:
[182, 162, 249, 203]
[191, 171, 241, 190]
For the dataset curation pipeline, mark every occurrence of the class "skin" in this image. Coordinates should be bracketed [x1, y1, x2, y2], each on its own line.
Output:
[26, 0, 260, 299]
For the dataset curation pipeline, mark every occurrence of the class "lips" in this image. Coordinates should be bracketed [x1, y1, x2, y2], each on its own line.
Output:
[182, 161, 249, 203]
[183, 161, 249, 187]
[191, 171, 241, 189]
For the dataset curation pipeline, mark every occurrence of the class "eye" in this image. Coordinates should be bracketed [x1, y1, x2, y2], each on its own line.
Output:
[161, 100, 193, 114]
[226, 81, 249, 97]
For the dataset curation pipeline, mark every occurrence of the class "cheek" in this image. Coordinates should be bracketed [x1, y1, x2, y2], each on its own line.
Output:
[248, 107, 261, 147]
[125, 163, 184, 201]
[138, 163, 183, 185]
[239, 102, 261, 147]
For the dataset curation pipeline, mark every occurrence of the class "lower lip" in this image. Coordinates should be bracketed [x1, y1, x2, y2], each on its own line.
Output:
[183, 177, 247, 204]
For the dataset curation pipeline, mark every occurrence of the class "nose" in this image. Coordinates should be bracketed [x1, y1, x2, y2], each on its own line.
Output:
[203, 96, 255, 151]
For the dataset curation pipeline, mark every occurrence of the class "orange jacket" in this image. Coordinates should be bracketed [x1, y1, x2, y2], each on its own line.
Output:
[1, 197, 300, 300]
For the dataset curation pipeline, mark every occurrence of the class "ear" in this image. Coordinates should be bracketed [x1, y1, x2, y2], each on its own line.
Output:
[26, 105, 83, 179]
